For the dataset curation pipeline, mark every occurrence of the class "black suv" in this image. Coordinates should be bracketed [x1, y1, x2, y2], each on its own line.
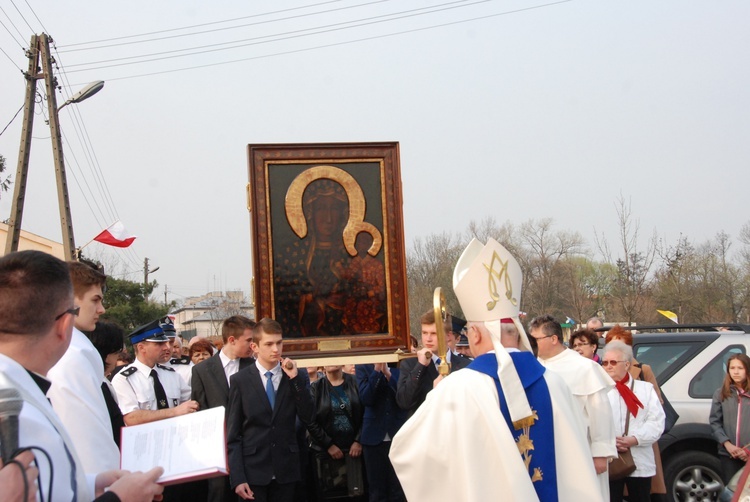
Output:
[624, 324, 750, 502]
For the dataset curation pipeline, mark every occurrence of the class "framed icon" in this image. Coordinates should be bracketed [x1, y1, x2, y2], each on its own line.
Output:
[248, 142, 409, 357]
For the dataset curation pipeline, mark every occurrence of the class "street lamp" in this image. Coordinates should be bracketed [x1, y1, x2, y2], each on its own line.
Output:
[58, 80, 104, 111]
[3, 32, 105, 261]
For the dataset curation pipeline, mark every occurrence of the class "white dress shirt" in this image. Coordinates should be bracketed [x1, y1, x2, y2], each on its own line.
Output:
[220, 350, 240, 386]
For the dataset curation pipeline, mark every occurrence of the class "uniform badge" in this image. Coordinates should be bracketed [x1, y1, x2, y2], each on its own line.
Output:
[159, 399, 167, 408]
[172, 398, 178, 407]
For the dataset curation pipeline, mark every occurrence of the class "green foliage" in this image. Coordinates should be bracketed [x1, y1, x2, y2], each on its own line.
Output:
[0, 154, 11, 195]
[102, 276, 171, 331]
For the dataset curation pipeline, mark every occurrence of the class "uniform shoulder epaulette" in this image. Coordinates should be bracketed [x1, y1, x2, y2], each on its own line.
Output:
[169, 357, 190, 365]
[121, 367, 138, 377]
[157, 364, 175, 372]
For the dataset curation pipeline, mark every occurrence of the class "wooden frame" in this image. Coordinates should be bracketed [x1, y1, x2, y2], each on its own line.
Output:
[247, 142, 409, 358]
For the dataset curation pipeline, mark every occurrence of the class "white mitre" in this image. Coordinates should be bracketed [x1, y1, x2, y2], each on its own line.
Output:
[453, 237, 534, 427]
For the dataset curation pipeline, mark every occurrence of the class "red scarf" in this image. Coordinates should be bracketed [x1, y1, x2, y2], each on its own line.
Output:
[615, 373, 644, 418]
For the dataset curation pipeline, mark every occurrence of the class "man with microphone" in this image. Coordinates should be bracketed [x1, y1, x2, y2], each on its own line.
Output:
[0, 250, 164, 501]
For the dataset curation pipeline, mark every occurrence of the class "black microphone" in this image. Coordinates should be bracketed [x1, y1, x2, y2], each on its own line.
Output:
[0, 388, 23, 463]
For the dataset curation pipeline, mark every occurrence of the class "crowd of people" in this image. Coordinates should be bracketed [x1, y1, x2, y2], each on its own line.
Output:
[0, 243, 747, 502]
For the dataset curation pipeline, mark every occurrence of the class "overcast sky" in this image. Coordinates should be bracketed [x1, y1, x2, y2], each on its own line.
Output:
[1, 0, 748, 305]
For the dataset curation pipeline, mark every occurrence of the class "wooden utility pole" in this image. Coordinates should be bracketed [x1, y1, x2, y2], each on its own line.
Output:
[4, 33, 77, 260]
[4, 35, 40, 257]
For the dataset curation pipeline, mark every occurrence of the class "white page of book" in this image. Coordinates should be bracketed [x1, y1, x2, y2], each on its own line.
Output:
[120, 406, 227, 484]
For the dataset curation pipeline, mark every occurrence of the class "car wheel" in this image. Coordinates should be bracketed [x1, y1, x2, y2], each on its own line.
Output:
[664, 450, 724, 502]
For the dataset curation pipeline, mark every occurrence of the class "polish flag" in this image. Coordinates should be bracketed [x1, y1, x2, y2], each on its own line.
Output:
[93, 221, 136, 248]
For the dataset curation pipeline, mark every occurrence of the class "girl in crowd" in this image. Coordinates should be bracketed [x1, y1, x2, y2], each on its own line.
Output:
[710, 353, 750, 483]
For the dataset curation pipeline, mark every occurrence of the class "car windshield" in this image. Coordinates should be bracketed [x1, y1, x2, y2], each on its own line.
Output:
[634, 342, 697, 382]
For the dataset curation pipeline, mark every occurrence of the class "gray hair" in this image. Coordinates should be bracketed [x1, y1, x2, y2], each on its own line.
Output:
[603, 340, 633, 362]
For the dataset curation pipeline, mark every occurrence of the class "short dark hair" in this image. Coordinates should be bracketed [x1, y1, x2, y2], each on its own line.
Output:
[570, 328, 598, 347]
[222, 315, 256, 343]
[68, 261, 106, 298]
[528, 314, 562, 340]
[0, 251, 73, 335]
[253, 318, 282, 344]
[419, 309, 451, 334]
[84, 321, 125, 365]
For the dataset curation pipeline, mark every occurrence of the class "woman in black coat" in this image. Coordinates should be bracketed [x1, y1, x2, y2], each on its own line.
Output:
[308, 365, 365, 499]
[309, 365, 364, 458]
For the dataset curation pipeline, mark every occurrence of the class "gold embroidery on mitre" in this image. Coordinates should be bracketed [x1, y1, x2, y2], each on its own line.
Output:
[514, 409, 542, 482]
[483, 251, 518, 311]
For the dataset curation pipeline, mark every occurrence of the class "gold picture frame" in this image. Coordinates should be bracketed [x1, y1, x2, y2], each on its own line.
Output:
[248, 142, 409, 358]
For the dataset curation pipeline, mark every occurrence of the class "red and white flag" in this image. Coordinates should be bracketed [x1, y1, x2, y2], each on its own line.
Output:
[93, 221, 136, 248]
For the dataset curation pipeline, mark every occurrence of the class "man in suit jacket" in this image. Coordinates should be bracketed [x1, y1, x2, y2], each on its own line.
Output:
[396, 310, 469, 416]
[192, 315, 256, 502]
[227, 318, 315, 502]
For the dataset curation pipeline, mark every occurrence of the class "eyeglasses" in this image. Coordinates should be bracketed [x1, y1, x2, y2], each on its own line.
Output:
[601, 360, 626, 367]
[530, 334, 555, 341]
[54, 306, 80, 321]
[572, 342, 591, 348]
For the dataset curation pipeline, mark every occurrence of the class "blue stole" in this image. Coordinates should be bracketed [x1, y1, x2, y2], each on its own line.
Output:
[468, 352, 558, 502]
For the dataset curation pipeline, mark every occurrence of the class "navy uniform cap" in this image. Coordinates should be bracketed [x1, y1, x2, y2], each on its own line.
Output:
[129, 319, 169, 344]
[456, 333, 469, 347]
[451, 316, 467, 334]
[160, 316, 177, 338]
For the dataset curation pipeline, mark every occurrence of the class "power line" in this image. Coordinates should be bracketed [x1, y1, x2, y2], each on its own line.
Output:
[9, 0, 35, 33]
[72, 0, 571, 83]
[0, 43, 23, 71]
[58, 0, 351, 48]
[0, 104, 23, 137]
[63, 0, 476, 69]
[22, 0, 49, 34]
[0, 7, 26, 45]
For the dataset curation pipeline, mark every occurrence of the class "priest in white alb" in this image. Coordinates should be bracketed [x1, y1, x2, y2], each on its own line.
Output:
[533, 314, 617, 501]
[389, 238, 602, 502]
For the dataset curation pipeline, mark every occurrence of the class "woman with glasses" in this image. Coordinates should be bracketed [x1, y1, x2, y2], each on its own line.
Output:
[604, 325, 667, 501]
[709, 353, 750, 484]
[570, 328, 602, 364]
[603, 341, 665, 502]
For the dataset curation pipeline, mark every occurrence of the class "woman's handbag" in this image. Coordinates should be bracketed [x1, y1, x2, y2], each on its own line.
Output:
[609, 379, 638, 481]
[609, 449, 637, 480]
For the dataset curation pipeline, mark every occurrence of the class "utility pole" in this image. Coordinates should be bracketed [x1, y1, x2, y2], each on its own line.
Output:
[5, 34, 40, 257]
[143, 257, 159, 300]
[5, 34, 77, 260]
[164, 284, 168, 307]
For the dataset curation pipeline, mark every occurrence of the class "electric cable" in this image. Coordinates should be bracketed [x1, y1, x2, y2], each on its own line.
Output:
[0, 103, 23, 137]
[63, 0, 475, 68]
[71, 0, 570, 83]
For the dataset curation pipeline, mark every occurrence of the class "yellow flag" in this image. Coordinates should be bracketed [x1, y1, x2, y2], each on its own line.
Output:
[657, 310, 679, 323]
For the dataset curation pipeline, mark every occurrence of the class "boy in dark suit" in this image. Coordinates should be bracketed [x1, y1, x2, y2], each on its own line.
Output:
[227, 318, 315, 502]
[192, 315, 256, 502]
[396, 310, 469, 416]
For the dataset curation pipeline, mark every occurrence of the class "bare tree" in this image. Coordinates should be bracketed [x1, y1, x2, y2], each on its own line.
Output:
[595, 195, 657, 324]
[520, 218, 585, 317]
[406, 232, 465, 334]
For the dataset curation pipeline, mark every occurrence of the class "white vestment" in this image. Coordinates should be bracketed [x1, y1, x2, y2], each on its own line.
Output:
[539, 348, 616, 499]
[0, 354, 95, 501]
[389, 364, 603, 502]
[47, 328, 121, 472]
